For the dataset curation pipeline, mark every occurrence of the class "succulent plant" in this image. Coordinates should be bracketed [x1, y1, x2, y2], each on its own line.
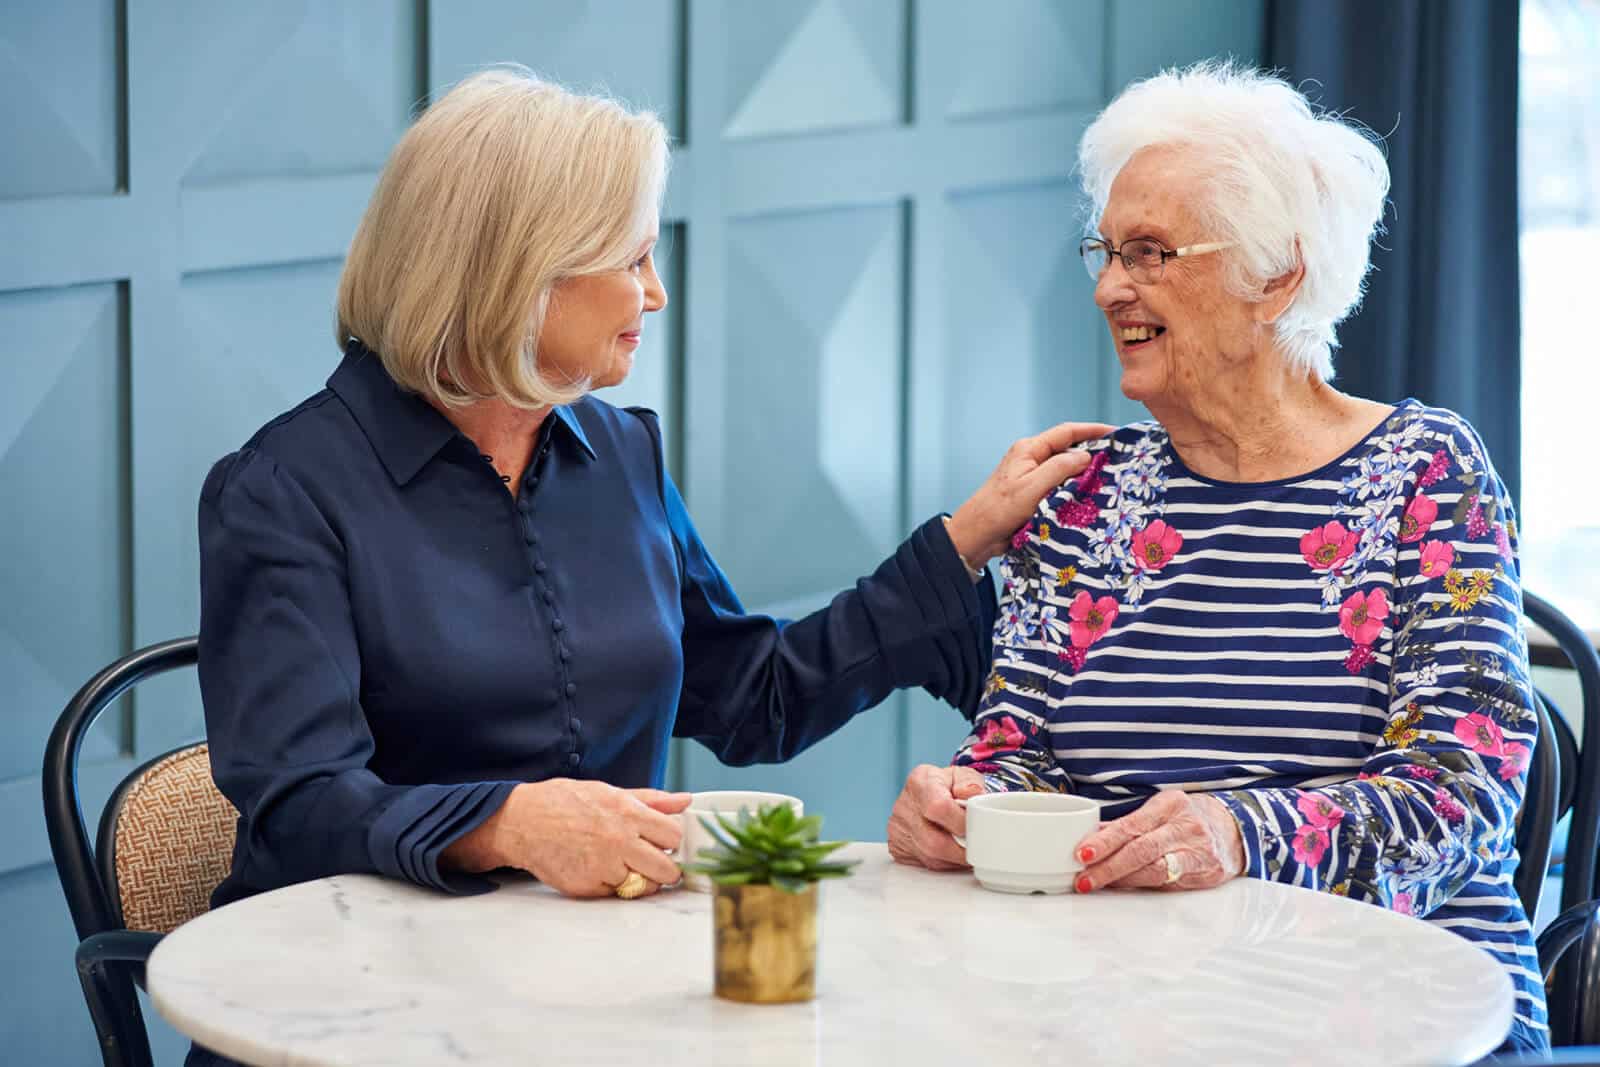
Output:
[686, 802, 858, 893]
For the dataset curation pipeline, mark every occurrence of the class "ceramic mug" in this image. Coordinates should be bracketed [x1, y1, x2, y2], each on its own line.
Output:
[675, 790, 804, 892]
[954, 791, 1100, 894]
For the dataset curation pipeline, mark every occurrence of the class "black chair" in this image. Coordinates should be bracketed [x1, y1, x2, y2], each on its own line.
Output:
[1523, 592, 1600, 1047]
[1515, 689, 1562, 921]
[42, 636, 236, 1067]
[1525, 591, 1600, 915]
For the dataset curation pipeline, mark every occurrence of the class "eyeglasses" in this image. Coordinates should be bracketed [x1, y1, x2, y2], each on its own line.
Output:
[1078, 235, 1234, 284]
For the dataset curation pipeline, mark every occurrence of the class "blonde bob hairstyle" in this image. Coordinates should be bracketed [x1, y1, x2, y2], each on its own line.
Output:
[336, 66, 669, 409]
[1078, 61, 1390, 382]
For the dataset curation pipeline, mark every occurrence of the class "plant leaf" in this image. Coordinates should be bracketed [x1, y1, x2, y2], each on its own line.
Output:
[799, 842, 848, 862]
[699, 815, 742, 850]
[688, 803, 857, 887]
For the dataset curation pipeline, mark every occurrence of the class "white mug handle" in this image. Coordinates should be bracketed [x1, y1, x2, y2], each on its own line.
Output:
[951, 796, 969, 849]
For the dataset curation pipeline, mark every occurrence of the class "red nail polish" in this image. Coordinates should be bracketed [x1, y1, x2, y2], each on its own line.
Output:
[1075, 875, 1093, 894]
[1078, 845, 1095, 864]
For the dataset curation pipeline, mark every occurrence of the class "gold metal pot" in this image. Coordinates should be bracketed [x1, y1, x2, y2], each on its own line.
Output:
[711, 882, 818, 1003]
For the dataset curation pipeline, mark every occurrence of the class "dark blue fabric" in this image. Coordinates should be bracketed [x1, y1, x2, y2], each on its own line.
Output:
[1265, 0, 1523, 505]
[195, 341, 996, 916]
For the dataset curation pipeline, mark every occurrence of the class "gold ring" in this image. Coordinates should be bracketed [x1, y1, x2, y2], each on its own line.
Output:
[614, 871, 653, 899]
[1163, 852, 1181, 884]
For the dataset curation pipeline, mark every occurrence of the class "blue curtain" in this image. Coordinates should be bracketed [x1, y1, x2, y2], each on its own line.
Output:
[1265, 0, 1522, 504]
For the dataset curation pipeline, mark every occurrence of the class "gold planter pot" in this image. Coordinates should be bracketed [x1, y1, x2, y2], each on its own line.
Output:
[711, 882, 818, 1003]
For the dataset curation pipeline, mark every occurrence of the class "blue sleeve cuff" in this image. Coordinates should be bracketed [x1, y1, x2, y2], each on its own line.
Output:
[368, 781, 520, 895]
[1215, 791, 1270, 881]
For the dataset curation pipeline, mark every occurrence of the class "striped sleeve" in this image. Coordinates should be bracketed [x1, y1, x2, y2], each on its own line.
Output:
[950, 536, 1075, 794]
[1214, 420, 1535, 918]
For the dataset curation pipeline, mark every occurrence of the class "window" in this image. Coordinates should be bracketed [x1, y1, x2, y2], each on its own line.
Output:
[1518, 0, 1600, 628]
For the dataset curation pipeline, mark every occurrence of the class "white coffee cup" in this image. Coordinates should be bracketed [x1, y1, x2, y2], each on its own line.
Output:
[674, 790, 804, 892]
[955, 792, 1100, 895]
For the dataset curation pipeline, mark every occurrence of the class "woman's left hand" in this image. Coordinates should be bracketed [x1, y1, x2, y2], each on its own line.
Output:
[946, 421, 1114, 567]
[1072, 789, 1246, 892]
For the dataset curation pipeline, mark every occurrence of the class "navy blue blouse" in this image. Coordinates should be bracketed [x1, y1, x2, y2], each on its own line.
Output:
[197, 342, 997, 907]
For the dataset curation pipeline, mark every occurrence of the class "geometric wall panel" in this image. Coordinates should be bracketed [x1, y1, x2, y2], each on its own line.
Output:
[0, 282, 126, 779]
[716, 204, 903, 610]
[125, 260, 348, 749]
[151, 259, 348, 643]
[429, 0, 685, 140]
[0, 0, 121, 199]
[942, 0, 1104, 120]
[1110, 0, 1265, 90]
[724, 0, 906, 140]
[681, 205, 907, 836]
[940, 181, 1107, 515]
[174, 1, 421, 186]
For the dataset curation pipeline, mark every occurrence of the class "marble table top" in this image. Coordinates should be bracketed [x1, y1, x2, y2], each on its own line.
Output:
[148, 844, 1512, 1066]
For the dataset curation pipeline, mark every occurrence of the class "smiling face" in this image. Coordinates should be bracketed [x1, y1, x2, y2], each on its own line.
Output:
[538, 225, 668, 390]
[1092, 147, 1267, 408]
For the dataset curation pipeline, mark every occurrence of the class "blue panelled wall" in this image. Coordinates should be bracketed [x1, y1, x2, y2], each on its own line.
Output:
[0, 2, 1261, 1061]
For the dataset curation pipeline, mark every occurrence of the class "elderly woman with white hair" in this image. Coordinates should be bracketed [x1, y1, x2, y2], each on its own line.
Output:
[887, 62, 1545, 1051]
[192, 65, 1105, 1055]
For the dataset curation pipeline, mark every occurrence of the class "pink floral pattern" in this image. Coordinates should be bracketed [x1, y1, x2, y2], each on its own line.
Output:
[1068, 592, 1119, 649]
[1296, 793, 1345, 829]
[1344, 644, 1376, 673]
[969, 715, 1027, 761]
[1417, 540, 1454, 579]
[1056, 452, 1109, 529]
[1467, 501, 1489, 540]
[1131, 520, 1183, 572]
[1292, 824, 1330, 865]
[1494, 523, 1514, 564]
[1419, 448, 1450, 487]
[1339, 589, 1389, 645]
[1056, 499, 1100, 528]
[1433, 787, 1467, 826]
[1399, 493, 1437, 544]
[1498, 742, 1530, 782]
[1301, 522, 1361, 572]
[1453, 713, 1506, 756]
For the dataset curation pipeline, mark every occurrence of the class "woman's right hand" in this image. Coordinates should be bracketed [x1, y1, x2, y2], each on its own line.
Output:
[945, 421, 1114, 568]
[887, 764, 988, 871]
[443, 779, 691, 897]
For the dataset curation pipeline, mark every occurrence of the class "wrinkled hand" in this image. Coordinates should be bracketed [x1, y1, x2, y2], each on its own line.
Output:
[1074, 790, 1245, 893]
[887, 764, 988, 871]
[945, 421, 1114, 567]
[442, 779, 691, 898]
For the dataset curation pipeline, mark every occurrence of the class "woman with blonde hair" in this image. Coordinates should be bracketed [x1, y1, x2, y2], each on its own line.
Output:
[192, 67, 1104, 1063]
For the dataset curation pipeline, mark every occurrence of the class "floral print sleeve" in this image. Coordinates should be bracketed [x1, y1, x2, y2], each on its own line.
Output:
[948, 461, 1110, 793]
[1214, 421, 1534, 918]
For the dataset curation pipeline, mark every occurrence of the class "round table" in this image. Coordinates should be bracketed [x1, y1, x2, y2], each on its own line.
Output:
[148, 844, 1512, 1066]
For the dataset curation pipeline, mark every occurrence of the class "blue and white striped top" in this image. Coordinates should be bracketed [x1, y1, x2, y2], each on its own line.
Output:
[953, 400, 1546, 1050]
